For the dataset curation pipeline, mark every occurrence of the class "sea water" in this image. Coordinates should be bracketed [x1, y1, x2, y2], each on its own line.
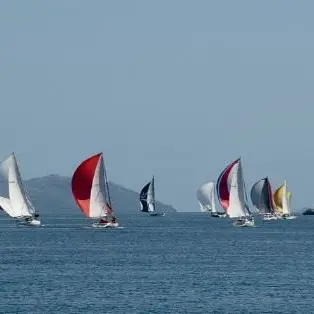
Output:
[0, 212, 313, 313]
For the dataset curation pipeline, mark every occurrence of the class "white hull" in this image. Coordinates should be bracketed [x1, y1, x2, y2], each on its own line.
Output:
[149, 212, 165, 216]
[92, 222, 119, 228]
[18, 218, 41, 226]
[232, 218, 255, 227]
[281, 215, 297, 220]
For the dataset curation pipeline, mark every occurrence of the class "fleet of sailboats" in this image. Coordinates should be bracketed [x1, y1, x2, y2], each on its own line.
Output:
[0, 151, 301, 228]
[194, 157, 299, 226]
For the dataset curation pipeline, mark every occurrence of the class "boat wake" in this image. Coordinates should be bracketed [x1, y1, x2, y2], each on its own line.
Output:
[83, 226, 125, 229]
[17, 222, 44, 227]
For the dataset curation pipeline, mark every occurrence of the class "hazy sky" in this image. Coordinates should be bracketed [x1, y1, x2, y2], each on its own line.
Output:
[0, 0, 313, 211]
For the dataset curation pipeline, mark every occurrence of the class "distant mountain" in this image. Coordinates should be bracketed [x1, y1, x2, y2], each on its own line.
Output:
[4, 174, 177, 215]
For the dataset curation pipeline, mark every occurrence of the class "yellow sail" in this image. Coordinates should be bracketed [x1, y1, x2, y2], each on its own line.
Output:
[273, 184, 284, 213]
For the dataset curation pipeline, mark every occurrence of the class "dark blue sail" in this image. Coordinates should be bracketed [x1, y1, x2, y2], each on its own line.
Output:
[139, 182, 151, 212]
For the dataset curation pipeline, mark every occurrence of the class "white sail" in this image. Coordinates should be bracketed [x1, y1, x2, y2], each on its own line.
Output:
[227, 160, 249, 218]
[211, 187, 217, 213]
[287, 192, 292, 213]
[147, 177, 155, 212]
[0, 196, 14, 217]
[198, 202, 206, 212]
[0, 154, 33, 218]
[281, 181, 290, 215]
[197, 181, 216, 213]
[89, 154, 107, 218]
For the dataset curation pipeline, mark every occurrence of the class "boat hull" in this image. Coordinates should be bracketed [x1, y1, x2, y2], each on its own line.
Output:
[211, 213, 226, 218]
[302, 209, 314, 215]
[149, 212, 165, 216]
[92, 222, 119, 228]
[281, 215, 296, 220]
[232, 218, 255, 227]
[18, 219, 41, 226]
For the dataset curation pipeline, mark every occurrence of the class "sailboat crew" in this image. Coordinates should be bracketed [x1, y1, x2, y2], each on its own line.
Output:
[25, 217, 32, 222]
[99, 217, 109, 224]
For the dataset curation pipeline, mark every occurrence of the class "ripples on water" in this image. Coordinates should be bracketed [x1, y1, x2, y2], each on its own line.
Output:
[0, 213, 313, 313]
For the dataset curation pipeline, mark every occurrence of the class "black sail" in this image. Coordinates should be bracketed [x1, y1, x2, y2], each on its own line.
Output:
[139, 182, 151, 212]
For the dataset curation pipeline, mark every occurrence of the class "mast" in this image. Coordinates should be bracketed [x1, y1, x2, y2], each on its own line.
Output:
[266, 177, 275, 213]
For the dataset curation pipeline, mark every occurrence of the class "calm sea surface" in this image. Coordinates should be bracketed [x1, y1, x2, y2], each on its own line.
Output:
[0, 212, 313, 314]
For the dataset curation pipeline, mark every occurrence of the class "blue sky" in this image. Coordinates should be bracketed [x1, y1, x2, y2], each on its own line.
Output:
[0, 0, 313, 211]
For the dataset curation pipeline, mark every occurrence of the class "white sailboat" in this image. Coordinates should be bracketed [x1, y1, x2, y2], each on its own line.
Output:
[139, 176, 165, 216]
[0, 153, 41, 226]
[217, 158, 254, 227]
[196, 181, 226, 217]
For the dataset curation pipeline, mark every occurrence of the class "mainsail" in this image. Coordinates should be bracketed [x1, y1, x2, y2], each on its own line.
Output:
[227, 159, 250, 218]
[71, 153, 115, 219]
[250, 177, 275, 213]
[281, 181, 290, 215]
[0, 153, 35, 218]
[197, 181, 217, 213]
[287, 191, 292, 212]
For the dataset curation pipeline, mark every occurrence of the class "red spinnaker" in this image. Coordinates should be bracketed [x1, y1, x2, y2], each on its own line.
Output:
[71, 153, 102, 217]
[216, 158, 239, 210]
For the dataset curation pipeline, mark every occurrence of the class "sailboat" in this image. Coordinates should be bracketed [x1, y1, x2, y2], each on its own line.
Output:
[139, 176, 165, 216]
[250, 177, 278, 220]
[71, 152, 119, 228]
[273, 181, 296, 220]
[197, 181, 226, 217]
[0, 153, 41, 226]
[216, 158, 254, 227]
